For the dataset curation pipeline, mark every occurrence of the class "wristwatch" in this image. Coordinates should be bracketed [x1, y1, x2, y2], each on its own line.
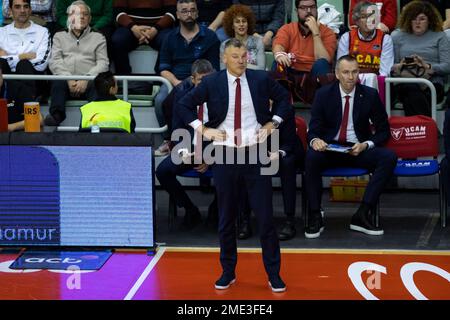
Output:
[271, 119, 280, 129]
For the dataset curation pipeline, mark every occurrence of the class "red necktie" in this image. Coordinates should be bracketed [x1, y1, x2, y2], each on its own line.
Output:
[194, 104, 204, 163]
[338, 95, 351, 144]
[234, 78, 242, 146]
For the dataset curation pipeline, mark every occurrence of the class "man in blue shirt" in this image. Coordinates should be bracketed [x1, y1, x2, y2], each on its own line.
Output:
[155, 0, 220, 156]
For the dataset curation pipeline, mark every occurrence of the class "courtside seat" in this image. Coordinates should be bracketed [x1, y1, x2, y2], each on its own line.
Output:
[129, 45, 159, 74]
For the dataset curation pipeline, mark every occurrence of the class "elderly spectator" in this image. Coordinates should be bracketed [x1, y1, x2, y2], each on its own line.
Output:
[220, 4, 265, 70]
[56, 0, 113, 43]
[0, 0, 50, 131]
[338, 1, 394, 77]
[196, 0, 232, 42]
[3, 0, 56, 34]
[111, 0, 176, 76]
[272, 0, 336, 77]
[234, 0, 285, 48]
[44, 0, 108, 126]
[154, 0, 220, 156]
[391, 0, 450, 116]
[349, 0, 397, 33]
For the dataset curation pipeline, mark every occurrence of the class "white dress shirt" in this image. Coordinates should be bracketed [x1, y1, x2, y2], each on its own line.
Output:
[334, 85, 374, 149]
[213, 71, 260, 147]
[190, 70, 283, 147]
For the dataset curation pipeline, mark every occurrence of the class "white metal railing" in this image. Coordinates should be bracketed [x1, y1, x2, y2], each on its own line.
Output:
[2, 74, 172, 133]
[384, 77, 437, 121]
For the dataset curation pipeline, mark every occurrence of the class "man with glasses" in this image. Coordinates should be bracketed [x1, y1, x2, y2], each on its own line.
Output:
[272, 0, 336, 79]
[349, 0, 397, 34]
[155, 0, 220, 156]
[337, 1, 394, 77]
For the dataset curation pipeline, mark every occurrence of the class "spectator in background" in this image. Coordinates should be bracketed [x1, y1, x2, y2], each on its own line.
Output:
[234, 0, 285, 48]
[348, 0, 397, 33]
[155, 0, 220, 156]
[338, 0, 394, 81]
[111, 0, 176, 76]
[401, 0, 450, 30]
[220, 4, 265, 70]
[3, 0, 57, 35]
[0, 0, 50, 130]
[391, 0, 450, 116]
[272, 0, 336, 77]
[45, 0, 109, 126]
[157, 59, 217, 228]
[196, 0, 232, 42]
[56, 0, 113, 46]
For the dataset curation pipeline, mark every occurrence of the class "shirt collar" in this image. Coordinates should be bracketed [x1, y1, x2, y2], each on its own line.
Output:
[175, 24, 204, 39]
[357, 29, 377, 41]
[226, 70, 247, 85]
[339, 85, 356, 99]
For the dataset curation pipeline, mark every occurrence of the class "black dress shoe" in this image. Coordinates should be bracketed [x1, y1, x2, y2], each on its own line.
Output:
[268, 274, 286, 292]
[215, 273, 236, 290]
[278, 220, 296, 241]
[304, 211, 324, 239]
[237, 221, 252, 239]
[350, 204, 383, 236]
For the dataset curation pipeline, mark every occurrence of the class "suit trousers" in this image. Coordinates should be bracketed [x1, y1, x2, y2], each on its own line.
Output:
[212, 146, 281, 277]
[155, 155, 198, 210]
[305, 147, 397, 211]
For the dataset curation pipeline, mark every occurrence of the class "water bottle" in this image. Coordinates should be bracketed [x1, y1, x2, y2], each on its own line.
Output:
[91, 124, 100, 133]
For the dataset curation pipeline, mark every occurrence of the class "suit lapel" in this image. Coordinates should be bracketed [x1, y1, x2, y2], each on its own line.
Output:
[246, 70, 259, 112]
[218, 70, 229, 110]
[352, 84, 362, 123]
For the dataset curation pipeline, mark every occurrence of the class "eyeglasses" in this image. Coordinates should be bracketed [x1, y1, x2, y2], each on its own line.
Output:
[178, 9, 198, 16]
[359, 11, 375, 20]
[297, 5, 317, 11]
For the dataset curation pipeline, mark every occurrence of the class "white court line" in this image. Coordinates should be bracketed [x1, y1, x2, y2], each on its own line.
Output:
[123, 246, 166, 300]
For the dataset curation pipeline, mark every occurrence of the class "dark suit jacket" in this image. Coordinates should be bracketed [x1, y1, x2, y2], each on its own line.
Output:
[178, 69, 292, 129]
[307, 82, 390, 147]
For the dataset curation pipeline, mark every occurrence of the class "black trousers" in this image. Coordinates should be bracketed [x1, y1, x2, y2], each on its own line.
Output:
[156, 155, 199, 210]
[49, 80, 96, 120]
[212, 146, 281, 278]
[0, 58, 41, 123]
[305, 147, 397, 212]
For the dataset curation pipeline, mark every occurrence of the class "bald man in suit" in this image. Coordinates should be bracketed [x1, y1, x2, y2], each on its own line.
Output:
[305, 54, 397, 239]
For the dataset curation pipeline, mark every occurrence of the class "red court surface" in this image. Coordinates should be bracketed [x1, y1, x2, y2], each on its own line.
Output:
[0, 248, 449, 300]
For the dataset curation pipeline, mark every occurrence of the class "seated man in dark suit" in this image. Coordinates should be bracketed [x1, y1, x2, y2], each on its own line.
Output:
[305, 54, 397, 239]
[156, 59, 217, 227]
[178, 38, 291, 292]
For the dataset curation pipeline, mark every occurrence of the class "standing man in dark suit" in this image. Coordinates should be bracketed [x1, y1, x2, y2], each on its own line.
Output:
[178, 38, 291, 292]
[305, 55, 397, 239]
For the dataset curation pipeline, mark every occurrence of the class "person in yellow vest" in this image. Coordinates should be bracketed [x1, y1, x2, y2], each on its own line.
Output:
[337, 1, 393, 82]
[80, 71, 136, 133]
